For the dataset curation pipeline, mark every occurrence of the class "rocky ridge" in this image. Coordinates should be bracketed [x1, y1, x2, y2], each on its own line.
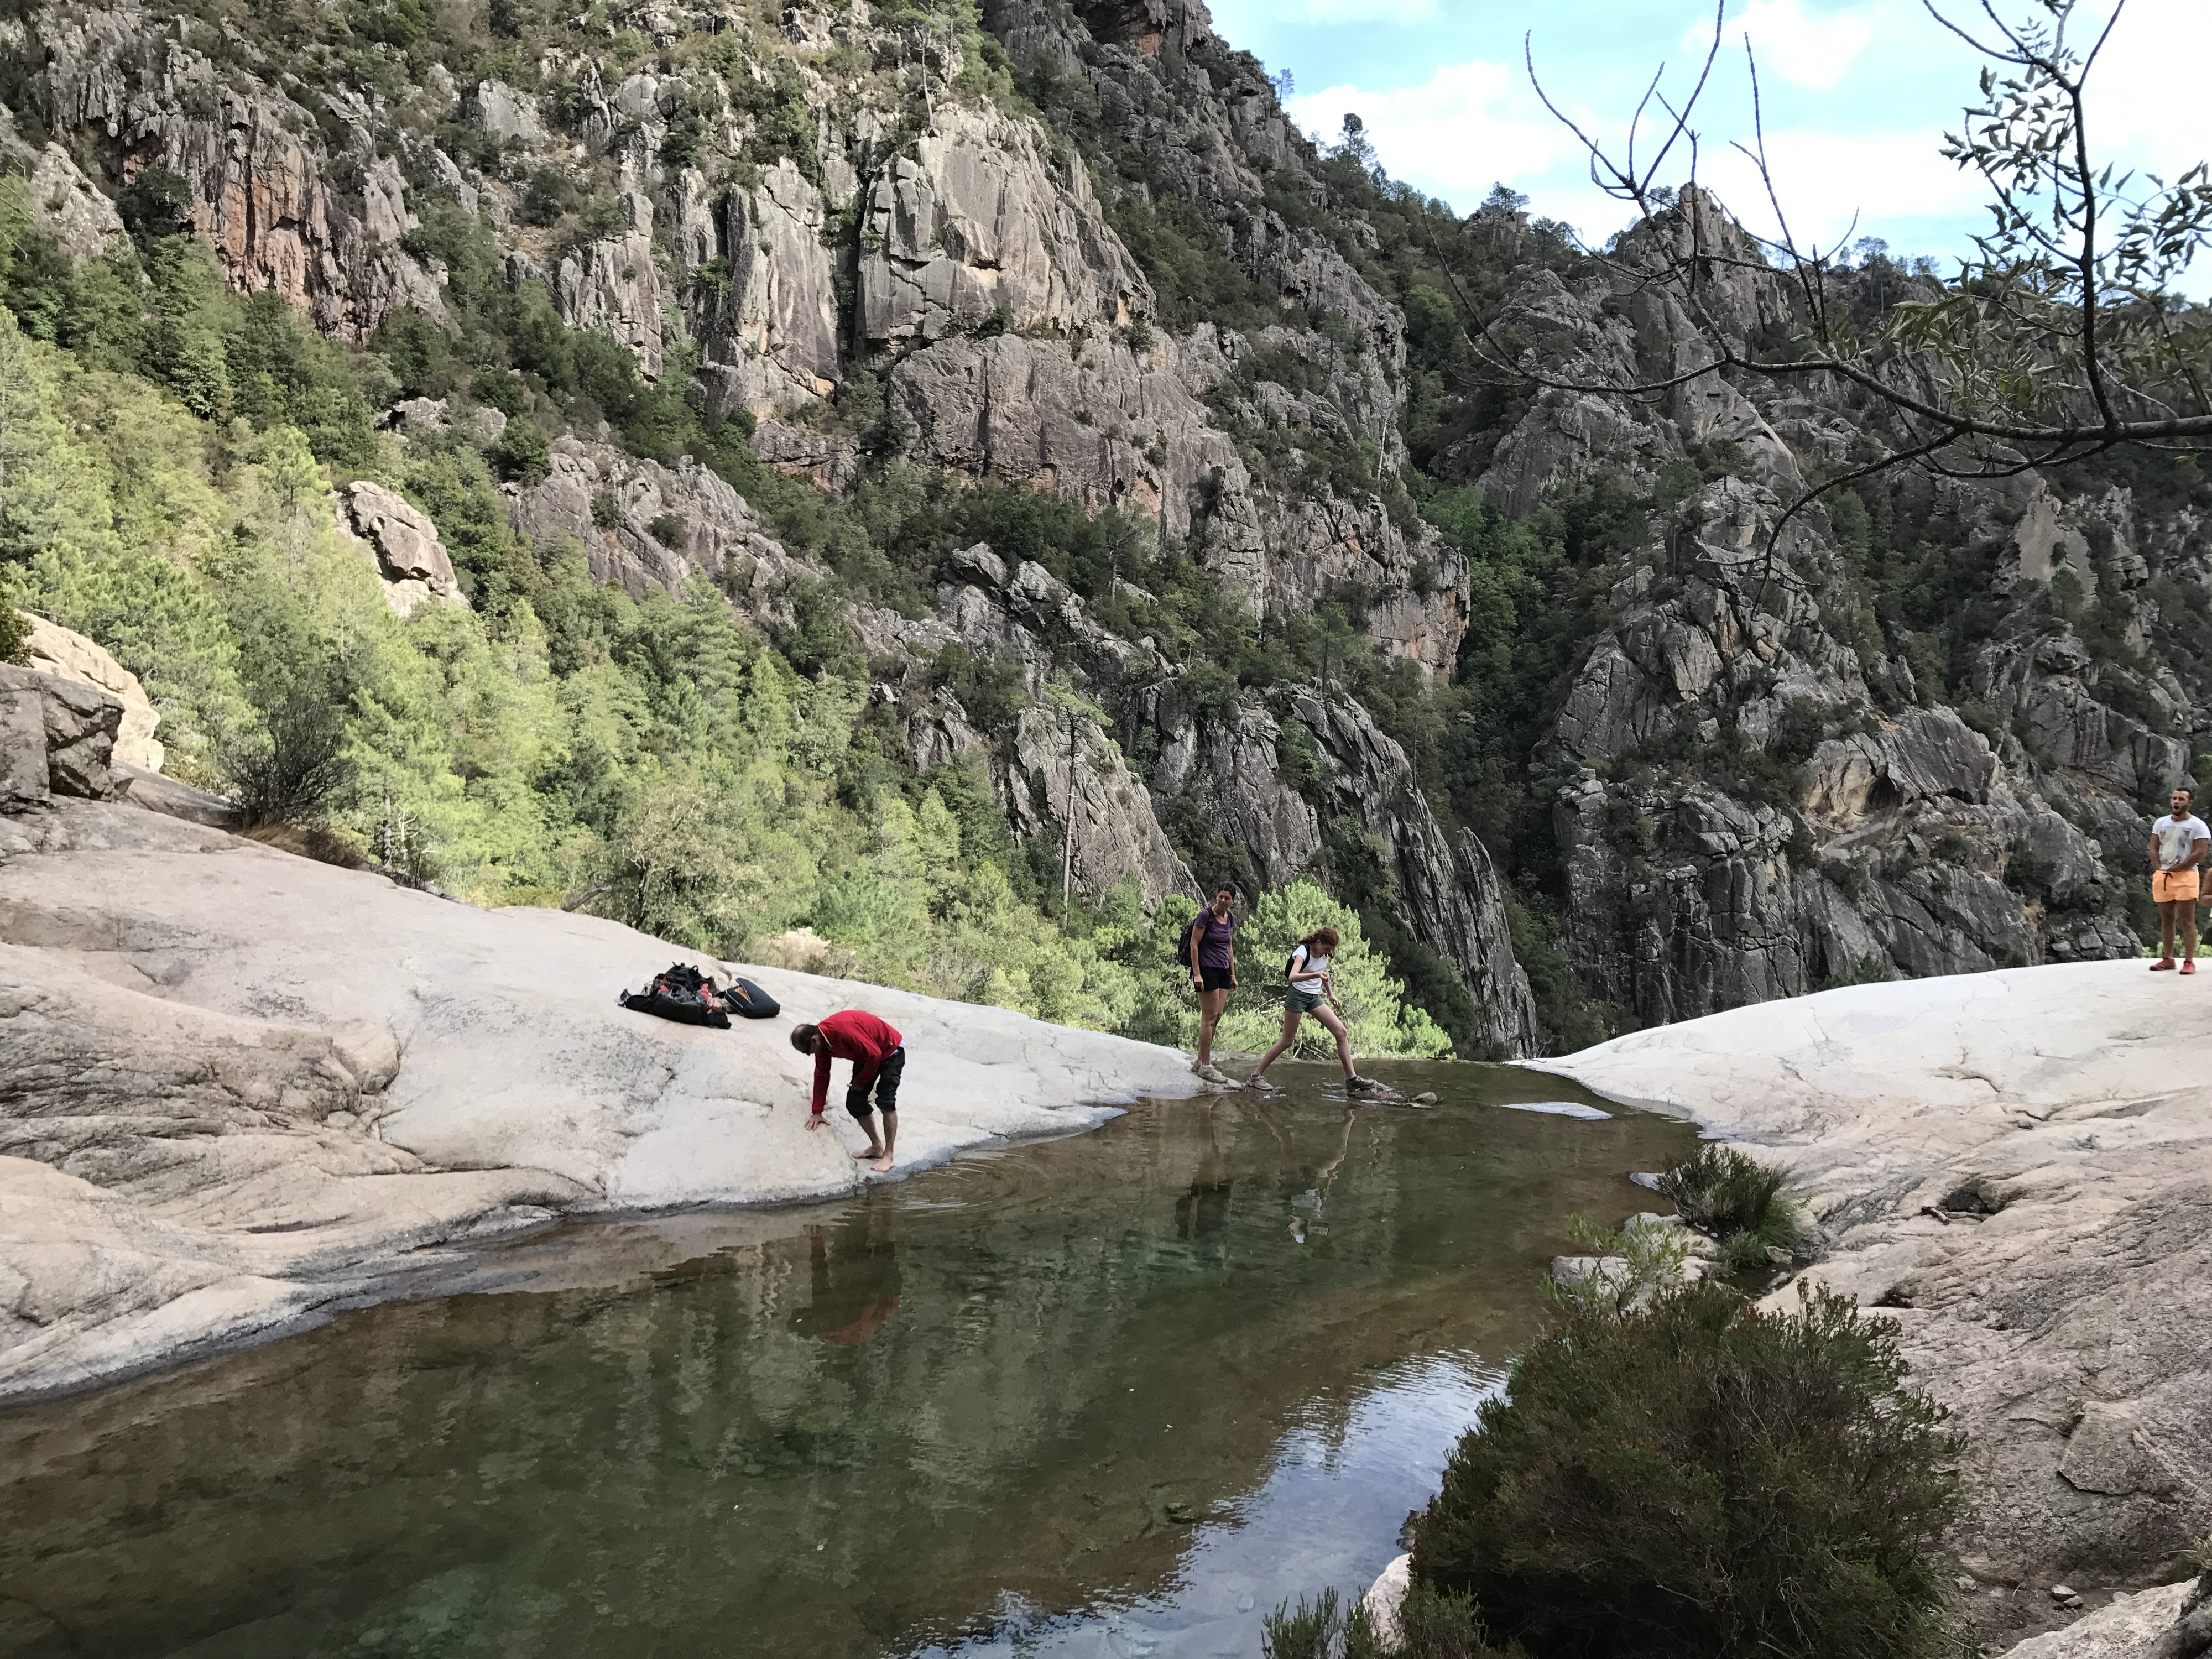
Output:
[3, 0, 2199, 1058]
[1480, 197, 2195, 1026]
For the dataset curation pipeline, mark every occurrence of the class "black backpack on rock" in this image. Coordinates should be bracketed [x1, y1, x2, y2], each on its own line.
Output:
[621, 963, 729, 1028]
[619, 963, 782, 1029]
[719, 975, 780, 1020]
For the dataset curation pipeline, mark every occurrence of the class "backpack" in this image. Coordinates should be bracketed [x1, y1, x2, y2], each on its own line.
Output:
[719, 975, 781, 1020]
[620, 962, 731, 1029]
[1175, 915, 1200, 969]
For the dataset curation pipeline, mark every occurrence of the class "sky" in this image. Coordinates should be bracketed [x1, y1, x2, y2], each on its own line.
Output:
[1203, 0, 2212, 288]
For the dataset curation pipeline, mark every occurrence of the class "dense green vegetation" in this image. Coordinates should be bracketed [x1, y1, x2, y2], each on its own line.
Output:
[1410, 1281, 1963, 1659]
[1267, 1280, 1965, 1657]
[1655, 1144, 1809, 1274]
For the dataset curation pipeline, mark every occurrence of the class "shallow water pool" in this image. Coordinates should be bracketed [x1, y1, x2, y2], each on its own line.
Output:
[0, 1062, 1691, 1658]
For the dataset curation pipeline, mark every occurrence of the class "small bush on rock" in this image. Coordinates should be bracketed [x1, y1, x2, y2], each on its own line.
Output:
[1263, 1584, 1498, 1659]
[1410, 1280, 1963, 1659]
[1656, 1143, 1807, 1270]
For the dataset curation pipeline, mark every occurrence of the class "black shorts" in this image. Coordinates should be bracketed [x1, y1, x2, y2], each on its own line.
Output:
[846, 1046, 905, 1119]
[1197, 965, 1234, 993]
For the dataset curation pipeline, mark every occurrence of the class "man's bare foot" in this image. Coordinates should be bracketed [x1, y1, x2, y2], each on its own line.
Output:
[870, 1154, 894, 1173]
[853, 1146, 884, 1161]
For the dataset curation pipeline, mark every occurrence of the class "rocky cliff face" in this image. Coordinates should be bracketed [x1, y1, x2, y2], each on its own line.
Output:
[1478, 199, 2193, 1025]
[6, 0, 2197, 1057]
[8, 2, 444, 337]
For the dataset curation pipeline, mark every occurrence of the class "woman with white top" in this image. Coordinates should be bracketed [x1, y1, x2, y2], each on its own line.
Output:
[1243, 926, 1377, 1093]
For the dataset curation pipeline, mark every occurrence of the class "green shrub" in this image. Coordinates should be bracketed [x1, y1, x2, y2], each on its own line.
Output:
[1655, 1143, 1807, 1270]
[1264, 1583, 1496, 1659]
[1410, 1281, 1963, 1659]
[218, 688, 359, 829]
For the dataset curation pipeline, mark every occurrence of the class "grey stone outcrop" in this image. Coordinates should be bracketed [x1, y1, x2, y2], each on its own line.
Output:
[693, 160, 843, 415]
[340, 482, 466, 616]
[859, 105, 1151, 347]
[20, 1, 443, 339]
[0, 664, 125, 811]
[1477, 193, 2179, 1019]
[505, 435, 805, 606]
[554, 187, 665, 379]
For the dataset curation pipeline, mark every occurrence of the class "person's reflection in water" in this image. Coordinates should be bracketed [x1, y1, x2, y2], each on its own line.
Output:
[1176, 1105, 1234, 1239]
[792, 1210, 902, 1345]
[1290, 1105, 1363, 1245]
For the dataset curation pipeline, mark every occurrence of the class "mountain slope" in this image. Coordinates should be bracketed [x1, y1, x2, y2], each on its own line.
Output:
[3, 0, 2201, 1060]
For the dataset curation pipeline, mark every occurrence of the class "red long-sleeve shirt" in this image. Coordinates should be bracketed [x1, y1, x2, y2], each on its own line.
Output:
[809, 1009, 904, 1115]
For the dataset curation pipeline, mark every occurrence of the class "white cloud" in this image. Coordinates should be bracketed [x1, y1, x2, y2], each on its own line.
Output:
[1682, 0, 1879, 91]
[1255, 0, 1439, 20]
[1697, 126, 1988, 252]
[1287, 60, 1587, 202]
[2079, 0, 2212, 171]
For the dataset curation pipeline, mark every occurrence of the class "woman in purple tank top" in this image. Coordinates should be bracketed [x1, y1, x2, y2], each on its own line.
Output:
[1186, 888, 1238, 1079]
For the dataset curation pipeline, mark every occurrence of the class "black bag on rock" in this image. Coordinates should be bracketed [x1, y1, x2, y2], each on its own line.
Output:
[718, 976, 780, 1019]
[620, 963, 732, 1029]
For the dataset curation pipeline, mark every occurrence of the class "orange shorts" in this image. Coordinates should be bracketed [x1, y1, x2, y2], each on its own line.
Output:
[2154, 869, 2201, 904]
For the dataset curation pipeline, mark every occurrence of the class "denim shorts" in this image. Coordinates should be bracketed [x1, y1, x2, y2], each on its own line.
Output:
[1285, 985, 1326, 1015]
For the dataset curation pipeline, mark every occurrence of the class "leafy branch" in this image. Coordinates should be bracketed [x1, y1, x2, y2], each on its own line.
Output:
[1441, 0, 2212, 578]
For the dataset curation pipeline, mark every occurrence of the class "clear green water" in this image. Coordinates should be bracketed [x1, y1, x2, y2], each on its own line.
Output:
[0, 1063, 1692, 1658]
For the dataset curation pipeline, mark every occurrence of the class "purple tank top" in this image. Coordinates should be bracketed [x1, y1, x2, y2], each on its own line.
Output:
[1198, 910, 1234, 969]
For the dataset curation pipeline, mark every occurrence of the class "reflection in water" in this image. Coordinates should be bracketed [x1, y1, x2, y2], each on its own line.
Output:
[1176, 1112, 1234, 1240]
[0, 1064, 1692, 1659]
[916, 1352, 1505, 1659]
[795, 1217, 904, 1346]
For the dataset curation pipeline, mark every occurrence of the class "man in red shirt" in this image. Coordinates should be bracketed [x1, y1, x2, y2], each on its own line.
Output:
[790, 1010, 905, 1172]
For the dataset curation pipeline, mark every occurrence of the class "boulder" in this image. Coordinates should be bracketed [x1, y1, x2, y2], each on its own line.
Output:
[1996, 1580, 2201, 1659]
[0, 664, 124, 810]
[1361, 1553, 1412, 1649]
[340, 482, 465, 615]
[19, 612, 162, 771]
[0, 684, 47, 812]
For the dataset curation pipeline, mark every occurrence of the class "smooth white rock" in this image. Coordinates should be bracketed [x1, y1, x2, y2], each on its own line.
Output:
[1997, 1580, 2194, 1659]
[1361, 1552, 1411, 1647]
[0, 801, 1201, 1400]
[1533, 962, 2212, 1638]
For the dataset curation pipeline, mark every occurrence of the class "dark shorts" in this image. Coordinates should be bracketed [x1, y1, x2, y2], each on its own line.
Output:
[1198, 965, 1234, 993]
[1285, 985, 1326, 1015]
[846, 1046, 905, 1119]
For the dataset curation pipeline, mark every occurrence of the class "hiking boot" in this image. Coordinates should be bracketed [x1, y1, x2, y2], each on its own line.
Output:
[2151, 957, 2177, 971]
